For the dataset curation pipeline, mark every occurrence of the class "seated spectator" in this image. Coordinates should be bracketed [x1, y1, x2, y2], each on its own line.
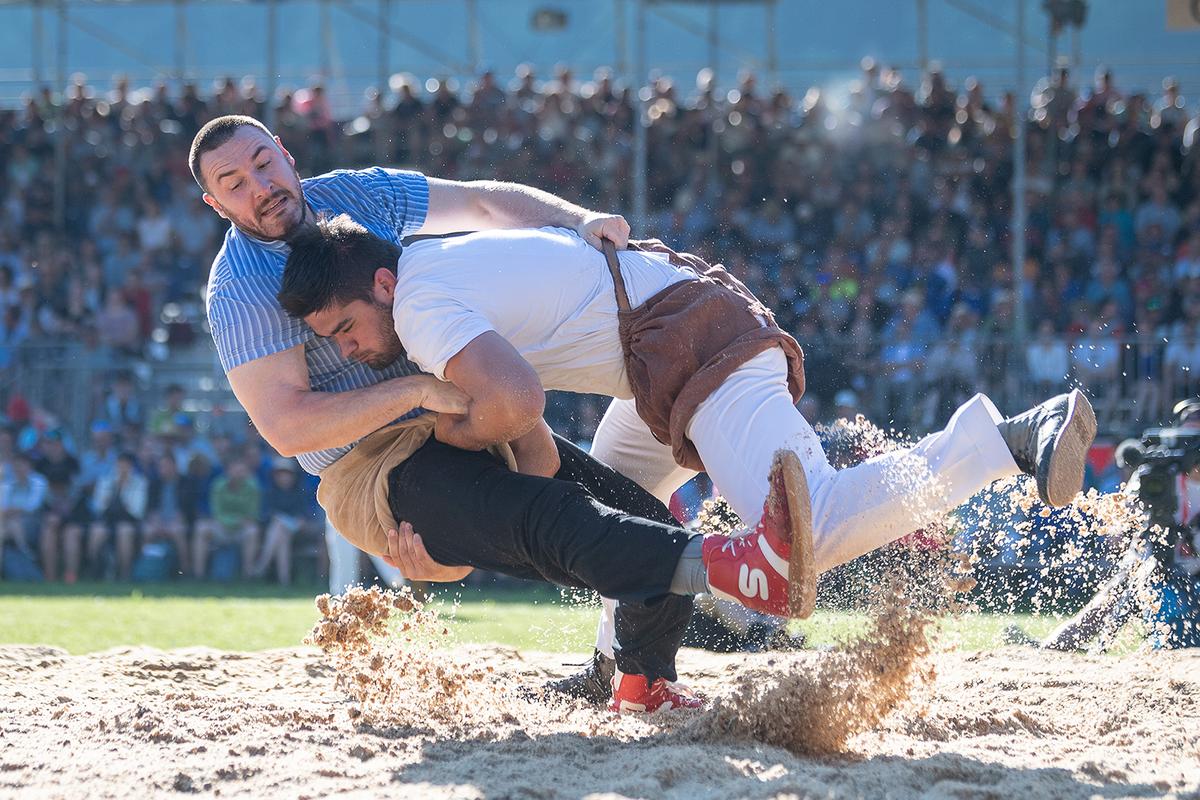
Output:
[882, 289, 940, 350]
[143, 454, 194, 577]
[103, 371, 144, 429]
[1135, 183, 1181, 246]
[921, 305, 979, 427]
[148, 384, 186, 437]
[77, 420, 118, 489]
[169, 414, 218, 473]
[0, 452, 48, 578]
[1071, 321, 1121, 422]
[94, 289, 141, 356]
[86, 452, 147, 581]
[878, 316, 927, 428]
[193, 457, 260, 579]
[33, 429, 82, 582]
[1026, 319, 1070, 397]
[832, 389, 861, 422]
[251, 457, 319, 585]
[135, 198, 173, 254]
[1165, 319, 1200, 403]
[0, 305, 29, 371]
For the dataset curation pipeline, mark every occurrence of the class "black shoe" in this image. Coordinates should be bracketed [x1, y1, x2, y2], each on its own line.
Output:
[997, 389, 1097, 507]
[542, 650, 615, 705]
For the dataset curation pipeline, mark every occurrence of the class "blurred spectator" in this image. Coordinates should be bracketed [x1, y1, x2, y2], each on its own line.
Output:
[32, 429, 81, 582]
[252, 457, 319, 585]
[94, 289, 140, 356]
[0, 451, 48, 577]
[86, 451, 146, 581]
[921, 304, 980, 427]
[1165, 319, 1200, 401]
[193, 457, 260, 580]
[103, 371, 144, 429]
[78, 420, 118, 490]
[1072, 321, 1121, 420]
[143, 453, 195, 577]
[148, 384, 187, 437]
[832, 389, 860, 421]
[1026, 319, 1070, 397]
[168, 414, 218, 473]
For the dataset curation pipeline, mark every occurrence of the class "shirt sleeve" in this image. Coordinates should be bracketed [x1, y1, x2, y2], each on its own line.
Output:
[395, 292, 496, 381]
[361, 168, 430, 239]
[207, 269, 310, 373]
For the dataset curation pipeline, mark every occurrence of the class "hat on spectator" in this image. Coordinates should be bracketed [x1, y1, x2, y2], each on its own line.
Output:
[272, 456, 296, 473]
[834, 389, 859, 409]
[90, 420, 112, 434]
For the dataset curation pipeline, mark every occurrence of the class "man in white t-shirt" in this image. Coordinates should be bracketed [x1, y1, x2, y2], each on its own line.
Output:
[281, 217, 1098, 693]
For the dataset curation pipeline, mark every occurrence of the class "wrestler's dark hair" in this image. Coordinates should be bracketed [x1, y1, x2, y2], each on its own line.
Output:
[188, 115, 275, 192]
[278, 214, 401, 320]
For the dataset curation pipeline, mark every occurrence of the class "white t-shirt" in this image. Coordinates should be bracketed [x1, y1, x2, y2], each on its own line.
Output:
[392, 227, 694, 397]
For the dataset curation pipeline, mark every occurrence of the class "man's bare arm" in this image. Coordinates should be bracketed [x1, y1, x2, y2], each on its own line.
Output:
[433, 332, 545, 453]
[508, 419, 561, 478]
[421, 178, 631, 250]
[227, 345, 468, 457]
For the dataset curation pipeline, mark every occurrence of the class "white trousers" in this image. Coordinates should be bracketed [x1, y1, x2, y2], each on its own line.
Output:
[325, 519, 404, 595]
[589, 347, 1021, 659]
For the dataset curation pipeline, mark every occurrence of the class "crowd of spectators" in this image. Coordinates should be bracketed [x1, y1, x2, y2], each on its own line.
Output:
[2, 58, 1200, 582]
[0, 375, 325, 583]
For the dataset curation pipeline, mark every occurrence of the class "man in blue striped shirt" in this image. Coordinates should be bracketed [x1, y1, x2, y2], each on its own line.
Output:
[193, 115, 697, 707]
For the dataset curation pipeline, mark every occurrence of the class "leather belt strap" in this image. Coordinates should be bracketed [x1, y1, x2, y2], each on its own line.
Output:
[602, 238, 632, 312]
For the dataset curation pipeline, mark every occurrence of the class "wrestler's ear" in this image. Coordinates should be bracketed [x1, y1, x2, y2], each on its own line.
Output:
[372, 267, 397, 303]
[275, 136, 296, 168]
[202, 193, 229, 220]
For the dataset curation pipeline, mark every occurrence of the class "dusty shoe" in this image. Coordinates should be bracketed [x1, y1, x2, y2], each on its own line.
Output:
[610, 670, 704, 713]
[542, 650, 614, 705]
[702, 450, 816, 619]
[997, 389, 1097, 507]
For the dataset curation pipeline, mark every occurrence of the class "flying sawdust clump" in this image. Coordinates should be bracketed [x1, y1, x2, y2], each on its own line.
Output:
[306, 586, 503, 735]
[693, 585, 935, 755]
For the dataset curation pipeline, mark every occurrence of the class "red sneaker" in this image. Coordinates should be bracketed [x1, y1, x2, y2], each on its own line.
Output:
[702, 449, 816, 619]
[609, 670, 704, 713]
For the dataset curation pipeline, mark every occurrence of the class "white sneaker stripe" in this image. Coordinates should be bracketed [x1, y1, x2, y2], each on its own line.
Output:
[758, 534, 790, 579]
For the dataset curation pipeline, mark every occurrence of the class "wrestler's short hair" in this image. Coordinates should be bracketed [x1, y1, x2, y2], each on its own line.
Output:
[188, 115, 274, 191]
[278, 213, 401, 319]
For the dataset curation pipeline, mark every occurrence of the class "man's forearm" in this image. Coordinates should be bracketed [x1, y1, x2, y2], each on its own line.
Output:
[270, 377, 428, 457]
[508, 419, 560, 478]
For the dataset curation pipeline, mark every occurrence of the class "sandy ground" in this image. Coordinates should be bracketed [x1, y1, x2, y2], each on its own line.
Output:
[1, 640, 1197, 800]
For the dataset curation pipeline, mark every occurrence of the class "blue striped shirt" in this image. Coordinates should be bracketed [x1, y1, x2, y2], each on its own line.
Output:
[206, 167, 430, 475]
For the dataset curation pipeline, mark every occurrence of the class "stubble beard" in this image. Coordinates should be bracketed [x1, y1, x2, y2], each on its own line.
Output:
[363, 299, 406, 371]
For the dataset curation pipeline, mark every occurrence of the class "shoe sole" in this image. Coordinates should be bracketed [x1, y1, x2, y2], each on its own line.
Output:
[773, 450, 816, 620]
[1043, 389, 1097, 507]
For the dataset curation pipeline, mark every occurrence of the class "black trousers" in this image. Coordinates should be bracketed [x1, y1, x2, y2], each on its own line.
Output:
[387, 434, 694, 682]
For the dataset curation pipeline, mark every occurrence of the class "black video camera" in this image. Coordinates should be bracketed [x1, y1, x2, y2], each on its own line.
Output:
[1118, 427, 1200, 562]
